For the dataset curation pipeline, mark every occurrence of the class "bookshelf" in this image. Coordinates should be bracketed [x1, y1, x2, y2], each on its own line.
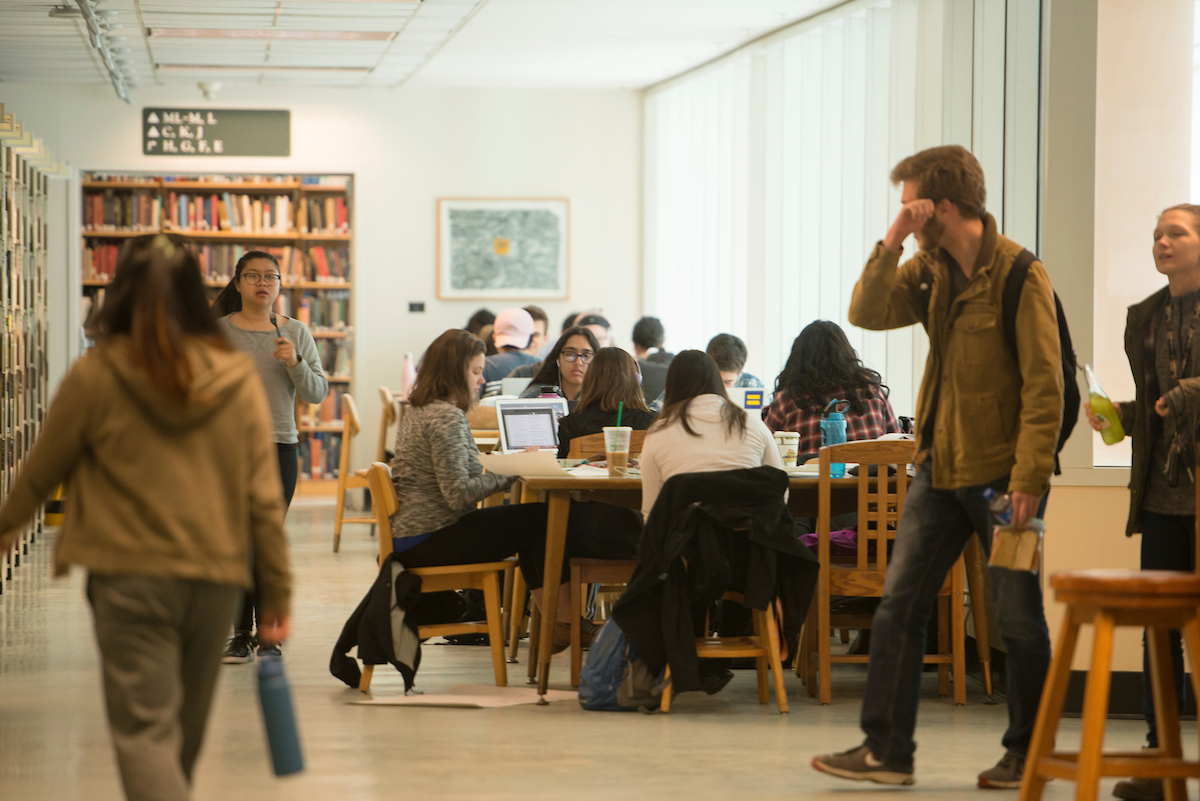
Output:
[2, 133, 51, 592]
[79, 172, 354, 493]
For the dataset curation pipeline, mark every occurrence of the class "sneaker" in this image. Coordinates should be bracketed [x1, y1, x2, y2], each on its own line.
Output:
[222, 632, 256, 664]
[978, 751, 1025, 789]
[256, 641, 282, 659]
[812, 744, 915, 786]
[1113, 778, 1164, 801]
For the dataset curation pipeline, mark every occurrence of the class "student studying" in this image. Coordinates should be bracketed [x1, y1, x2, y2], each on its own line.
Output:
[555, 348, 657, 458]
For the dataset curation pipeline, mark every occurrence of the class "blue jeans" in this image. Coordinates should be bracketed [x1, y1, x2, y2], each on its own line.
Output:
[860, 462, 1052, 770]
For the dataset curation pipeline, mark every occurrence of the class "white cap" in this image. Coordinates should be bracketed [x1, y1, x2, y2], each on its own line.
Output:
[493, 308, 535, 349]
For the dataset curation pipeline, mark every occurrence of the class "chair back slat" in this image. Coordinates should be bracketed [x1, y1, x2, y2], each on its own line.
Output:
[366, 461, 398, 563]
[376, 386, 397, 463]
[567, 430, 647, 458]
[342, 393, 361, 437]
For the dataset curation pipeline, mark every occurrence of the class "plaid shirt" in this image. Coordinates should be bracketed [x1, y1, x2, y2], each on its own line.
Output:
[761, 387, 900, 457]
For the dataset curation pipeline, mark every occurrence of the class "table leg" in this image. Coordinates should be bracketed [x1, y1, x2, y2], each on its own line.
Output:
[963, 535, 995, 702]
[536, 489, 571, 701]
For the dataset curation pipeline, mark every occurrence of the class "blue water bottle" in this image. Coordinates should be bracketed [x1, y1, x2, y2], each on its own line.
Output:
[821, 399, 849, 478]
[257, 654, 305, 776]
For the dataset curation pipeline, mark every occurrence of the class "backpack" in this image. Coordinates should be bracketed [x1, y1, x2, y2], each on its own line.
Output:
[578, 619, 664, 712]
[920, 249, 1080, 474]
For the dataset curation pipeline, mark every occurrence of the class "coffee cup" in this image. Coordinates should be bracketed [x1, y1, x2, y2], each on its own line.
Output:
[773, 431, 800, 466]
[602, 426, 633, 477]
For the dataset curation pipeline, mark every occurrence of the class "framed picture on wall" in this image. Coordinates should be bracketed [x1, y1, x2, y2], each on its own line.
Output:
[437, 198, 570, 300]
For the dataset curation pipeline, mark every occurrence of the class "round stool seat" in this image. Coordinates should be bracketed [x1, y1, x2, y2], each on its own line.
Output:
[1051, 569, 1200, 596]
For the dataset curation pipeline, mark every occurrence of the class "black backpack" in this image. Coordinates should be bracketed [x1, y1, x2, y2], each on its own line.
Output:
[920, 249, 1080, 474]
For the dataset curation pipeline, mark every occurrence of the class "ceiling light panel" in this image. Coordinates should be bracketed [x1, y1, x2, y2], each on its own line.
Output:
[149, 28, 396, 41]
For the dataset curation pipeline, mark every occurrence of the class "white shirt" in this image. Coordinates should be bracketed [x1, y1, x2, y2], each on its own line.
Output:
[640, 394, 784, 519]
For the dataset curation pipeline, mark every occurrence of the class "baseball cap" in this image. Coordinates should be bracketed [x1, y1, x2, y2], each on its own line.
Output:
[493, 308, 536, 349]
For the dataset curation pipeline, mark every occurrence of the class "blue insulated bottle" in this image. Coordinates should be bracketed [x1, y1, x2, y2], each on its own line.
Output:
[821, 399, 849, 478]
[257, 654, 305, 776]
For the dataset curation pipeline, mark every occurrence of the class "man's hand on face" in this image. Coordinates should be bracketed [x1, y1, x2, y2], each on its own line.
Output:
[883, 199, 936, 252]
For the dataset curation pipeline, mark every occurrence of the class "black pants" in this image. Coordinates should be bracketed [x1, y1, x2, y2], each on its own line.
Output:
[237, 443, 298, 634]
[1140, 511, 1196, 747]
[399, 501, 641, 590]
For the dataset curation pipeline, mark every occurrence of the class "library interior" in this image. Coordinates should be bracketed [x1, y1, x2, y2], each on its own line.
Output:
[2, 2, 1199, 800]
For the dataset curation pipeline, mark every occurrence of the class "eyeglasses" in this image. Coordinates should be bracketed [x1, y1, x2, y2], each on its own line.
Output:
[559, 349, 594, 364]
[241, 272, 281, 286]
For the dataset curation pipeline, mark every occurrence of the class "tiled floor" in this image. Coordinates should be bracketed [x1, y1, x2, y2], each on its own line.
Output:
[0, 499, 1169, 800]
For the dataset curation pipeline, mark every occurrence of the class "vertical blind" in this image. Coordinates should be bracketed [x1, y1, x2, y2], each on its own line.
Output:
[644, 0, 926, 416]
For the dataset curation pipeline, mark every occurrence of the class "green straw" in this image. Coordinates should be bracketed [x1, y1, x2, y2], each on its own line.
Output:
[616, 401, 623, 428]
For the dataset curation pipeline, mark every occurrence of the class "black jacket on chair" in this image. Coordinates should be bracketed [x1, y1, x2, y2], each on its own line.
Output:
[611, 466, 818, 695]
[330, 554, 423, 691]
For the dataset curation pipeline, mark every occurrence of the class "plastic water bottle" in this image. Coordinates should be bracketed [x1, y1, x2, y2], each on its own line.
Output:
[257, 654, 305, 776]
[983, 488, 1012, 527]
[1084, 364, 1125, 446]
[821, 399, 848, 478]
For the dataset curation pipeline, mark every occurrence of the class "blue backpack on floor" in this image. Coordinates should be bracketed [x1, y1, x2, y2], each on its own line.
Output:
[578, 619, 664, 712]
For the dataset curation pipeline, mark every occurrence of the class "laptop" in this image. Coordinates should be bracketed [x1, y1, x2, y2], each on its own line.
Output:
[494, 397, 570, 454]
[726, 386, 772, 412]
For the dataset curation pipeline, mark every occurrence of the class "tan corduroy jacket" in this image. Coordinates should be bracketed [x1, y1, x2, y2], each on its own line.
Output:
[848, 214, 1064, 496]
[0, 338, 292, 616]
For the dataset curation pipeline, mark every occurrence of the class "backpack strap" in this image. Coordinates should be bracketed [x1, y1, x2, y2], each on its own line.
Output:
[1001, 249, 1037, 361]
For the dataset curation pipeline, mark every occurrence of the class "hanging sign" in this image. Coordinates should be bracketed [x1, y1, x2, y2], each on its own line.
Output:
[142, 108, 290, 156]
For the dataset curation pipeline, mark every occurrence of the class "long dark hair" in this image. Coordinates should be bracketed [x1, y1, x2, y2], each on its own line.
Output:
[651, 350, 746, 438]
[576, 348, 650, 415]
[95, 233, 229, 403]
[210, 250, 282, 317]
[528, 326, 601, 389]
[774, 320, 887, 415]
[410, 329, 486, 412]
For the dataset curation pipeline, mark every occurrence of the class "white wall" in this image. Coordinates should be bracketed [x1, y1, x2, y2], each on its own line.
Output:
[0, 82, 643, 464]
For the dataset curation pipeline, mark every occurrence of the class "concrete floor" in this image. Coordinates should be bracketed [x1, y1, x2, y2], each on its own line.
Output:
[0, 499, 1172, 800]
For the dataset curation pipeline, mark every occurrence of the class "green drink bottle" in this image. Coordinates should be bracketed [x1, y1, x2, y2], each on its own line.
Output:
[1084, 364, 1125, 446]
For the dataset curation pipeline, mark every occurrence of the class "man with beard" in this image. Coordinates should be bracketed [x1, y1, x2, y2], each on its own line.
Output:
[811, 145, 1064, 790]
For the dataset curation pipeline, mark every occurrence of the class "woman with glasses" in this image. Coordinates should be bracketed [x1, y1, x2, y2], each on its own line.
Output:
[556, 348, 657, 458]
[519, 326, 601, 400]
[211, 251, 328, 663]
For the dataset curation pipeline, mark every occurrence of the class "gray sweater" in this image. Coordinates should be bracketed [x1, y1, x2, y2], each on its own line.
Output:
[390, 400, 514, 539]
[217, 315, 329, 444]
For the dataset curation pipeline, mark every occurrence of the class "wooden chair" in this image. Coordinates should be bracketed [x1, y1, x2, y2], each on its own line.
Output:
[358, 462, 513, 691]
[566, 430, 647, 459]
[798, 439, 967, 705]
[332, 395, 375, 552]
[660, 589, 789, 713]
[376, 386, 398, 463]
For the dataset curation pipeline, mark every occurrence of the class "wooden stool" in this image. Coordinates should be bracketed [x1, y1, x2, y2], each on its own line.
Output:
[569, 558, 636, 687]
[1021, 569, 1200, 801]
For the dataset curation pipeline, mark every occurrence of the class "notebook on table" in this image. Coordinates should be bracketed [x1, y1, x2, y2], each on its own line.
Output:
[493, 398, 569, 455]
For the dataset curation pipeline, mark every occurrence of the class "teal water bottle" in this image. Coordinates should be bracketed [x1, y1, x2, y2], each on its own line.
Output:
[821, 399, 849, 478]
[257, 654, 305, 776]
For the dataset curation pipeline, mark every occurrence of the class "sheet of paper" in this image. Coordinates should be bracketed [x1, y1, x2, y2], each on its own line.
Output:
[478, 450, 572, 477]
[565, 463, 610, 477]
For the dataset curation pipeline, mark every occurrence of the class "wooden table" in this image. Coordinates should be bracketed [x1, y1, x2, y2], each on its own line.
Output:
[516, 472, 879, 700]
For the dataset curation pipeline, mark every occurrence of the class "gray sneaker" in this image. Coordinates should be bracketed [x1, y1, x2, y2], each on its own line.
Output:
[812, 744, 915, 786]
[1112, 778, 1164, 801]
[978, 751, 1025, 789]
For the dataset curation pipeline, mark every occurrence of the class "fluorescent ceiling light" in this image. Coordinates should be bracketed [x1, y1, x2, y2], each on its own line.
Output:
[148, 28, 396, 41]
[157, 64, 370, 73]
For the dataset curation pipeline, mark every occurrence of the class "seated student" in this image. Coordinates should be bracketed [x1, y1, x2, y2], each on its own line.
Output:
[465, 308, 494, 337]
[640, 350, 783, 520]
[575, 312, 614, 348]
[633, 316, 673, 403]
[518, 326, 601, 401]
[524, 304, 549, 355]
[762, 320, 900, 458]
[707, 333, 764, 388]
[391, 329, 641, 649]
[556, 348, 658, 458]
[483, 308, 540, 383]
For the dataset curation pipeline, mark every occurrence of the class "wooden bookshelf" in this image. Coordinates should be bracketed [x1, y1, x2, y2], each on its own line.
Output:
[80, 171, 354, 492]
[3, 133, 52, 590]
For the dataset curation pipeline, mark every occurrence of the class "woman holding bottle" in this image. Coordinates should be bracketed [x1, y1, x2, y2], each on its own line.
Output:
[1086, 204, 1200, 801]
[212, 251, 328, 662]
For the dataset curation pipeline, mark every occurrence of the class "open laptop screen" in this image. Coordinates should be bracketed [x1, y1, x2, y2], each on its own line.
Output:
[495, 399, 568, 452]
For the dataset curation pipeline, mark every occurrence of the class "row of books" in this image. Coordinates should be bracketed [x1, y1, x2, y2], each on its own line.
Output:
[300, 387, 345, 427]
[191, 244, 350, 285]
[83, 243, 121, 281]
[290, 290, 351, 333]
[298, 432, 342, 480]
[314, 337, 351, 376]
[88, 173, 325, 186]
[84, 190, 161, 231]
[165, 191, 294, 235]
[302, 196, 349, 235]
